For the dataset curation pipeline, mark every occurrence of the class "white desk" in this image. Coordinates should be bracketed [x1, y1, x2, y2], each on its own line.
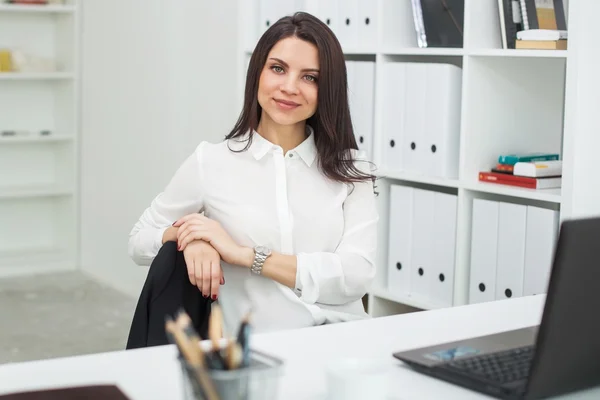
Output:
[0, 295, 598, 399]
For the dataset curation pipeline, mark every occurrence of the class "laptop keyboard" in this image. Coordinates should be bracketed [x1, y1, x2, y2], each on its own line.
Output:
[439, 345, 534, 385]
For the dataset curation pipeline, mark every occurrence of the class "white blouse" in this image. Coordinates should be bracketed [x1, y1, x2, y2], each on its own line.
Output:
[128, 126, 379, 334]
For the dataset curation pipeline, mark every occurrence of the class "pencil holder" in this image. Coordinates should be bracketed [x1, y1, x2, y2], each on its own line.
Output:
[179, 350, 284, 400]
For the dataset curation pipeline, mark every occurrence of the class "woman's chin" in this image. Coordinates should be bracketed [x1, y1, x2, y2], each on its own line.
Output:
[267, 110, 306, 126]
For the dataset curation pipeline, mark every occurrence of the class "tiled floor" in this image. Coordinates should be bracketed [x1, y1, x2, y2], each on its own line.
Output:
[0, 271, 138, 365]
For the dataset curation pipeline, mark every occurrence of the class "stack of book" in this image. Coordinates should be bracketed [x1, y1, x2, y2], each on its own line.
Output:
[479, 153, 562, 190]
[516, 29, 567, 50]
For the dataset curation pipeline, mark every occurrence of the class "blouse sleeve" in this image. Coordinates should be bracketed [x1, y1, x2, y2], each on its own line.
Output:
[128, 142, 206, 266]
[294, 153, 379, 305]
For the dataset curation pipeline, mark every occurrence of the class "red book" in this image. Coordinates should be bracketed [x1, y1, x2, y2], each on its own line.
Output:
[478, 172, 561, 189]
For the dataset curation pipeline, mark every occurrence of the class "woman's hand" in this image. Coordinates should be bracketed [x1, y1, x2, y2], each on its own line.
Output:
[182, 239, 224, 300]
[174, 214, 247, 266]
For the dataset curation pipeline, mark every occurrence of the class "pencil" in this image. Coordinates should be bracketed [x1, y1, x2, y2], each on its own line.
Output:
[165, 317, 220, 400]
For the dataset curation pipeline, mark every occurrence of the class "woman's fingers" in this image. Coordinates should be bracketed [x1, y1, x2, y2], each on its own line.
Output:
[194, 258, 204, 294]
[201, 259, 212, 298]
[179, 228, 209, 251]
[173, 213, 207, 229]
[185, 251, 196, 287]
[210, 260, 220, 300]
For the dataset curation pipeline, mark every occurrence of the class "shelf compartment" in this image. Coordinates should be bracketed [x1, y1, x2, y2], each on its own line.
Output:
[0, 140, 74, 190]
[0, 80, 76, 139]
[0, 196, 75, 255]
[460, 56, 566, 183]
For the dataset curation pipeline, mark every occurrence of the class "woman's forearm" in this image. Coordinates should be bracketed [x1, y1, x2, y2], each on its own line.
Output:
[238, 247, 297, 289]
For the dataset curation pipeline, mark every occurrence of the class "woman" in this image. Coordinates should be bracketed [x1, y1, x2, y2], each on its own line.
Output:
[128, 12, 379, 333]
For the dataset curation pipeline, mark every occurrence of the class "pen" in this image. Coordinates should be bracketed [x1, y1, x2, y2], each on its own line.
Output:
[236, 310, 252, 368]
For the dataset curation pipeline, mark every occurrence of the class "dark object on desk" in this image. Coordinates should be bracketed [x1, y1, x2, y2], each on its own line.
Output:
[126, 240, 213, 349]
[394, 216, 600, 399]
[411, 0, 464, 48]
[0, 385, 130, 400]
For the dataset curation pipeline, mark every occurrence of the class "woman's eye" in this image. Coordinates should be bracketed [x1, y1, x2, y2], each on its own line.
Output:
[305, 75, 318, 83]
[271, 65, 284, 73]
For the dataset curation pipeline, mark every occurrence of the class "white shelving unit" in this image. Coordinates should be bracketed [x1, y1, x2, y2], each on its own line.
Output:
[0, 0, 79, 277]
[239, 0, 575, 317]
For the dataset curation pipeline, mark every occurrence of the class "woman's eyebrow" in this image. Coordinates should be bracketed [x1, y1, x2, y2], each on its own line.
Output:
[268, 57, 320, 73]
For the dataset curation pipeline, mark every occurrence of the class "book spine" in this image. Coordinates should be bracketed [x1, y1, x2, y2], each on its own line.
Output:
[498, 154, 559, 165]
[479, 172, 536, 189]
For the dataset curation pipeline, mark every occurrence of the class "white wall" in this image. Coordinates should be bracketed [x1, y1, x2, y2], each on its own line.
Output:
[560, 0, 600, 221]
[80, 0, 240, 296]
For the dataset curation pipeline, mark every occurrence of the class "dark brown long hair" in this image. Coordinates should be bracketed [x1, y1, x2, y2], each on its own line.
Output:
[225, 12, 376, 187]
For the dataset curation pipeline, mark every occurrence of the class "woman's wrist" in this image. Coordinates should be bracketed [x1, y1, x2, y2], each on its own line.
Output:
[162, 226, 178, 244]
[237, 246, 255, 268]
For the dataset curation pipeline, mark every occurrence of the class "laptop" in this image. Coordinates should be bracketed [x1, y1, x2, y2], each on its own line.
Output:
[393, 216, 600, 399]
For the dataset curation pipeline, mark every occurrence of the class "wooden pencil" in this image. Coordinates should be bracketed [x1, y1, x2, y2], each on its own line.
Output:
[165, 317, 220, 400]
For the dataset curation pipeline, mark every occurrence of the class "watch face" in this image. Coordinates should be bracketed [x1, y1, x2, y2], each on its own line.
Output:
[255, 245, 272, 256]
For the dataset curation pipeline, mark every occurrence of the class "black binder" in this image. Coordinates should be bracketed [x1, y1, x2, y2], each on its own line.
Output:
[411, 0, 464, 48]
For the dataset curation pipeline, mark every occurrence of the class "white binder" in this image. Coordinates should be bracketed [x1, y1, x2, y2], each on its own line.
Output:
[337, 0, 359, 49]
[469, 199, 499, 304]
[387, 185, 413, 296]
[259, 0, 304, 36]
[422, 64, 462, 179]
[383, 63, 461, 178]
[523, 206, 560, 296]
[258, 0, 276, 36]
[349, 61, 375, 160]
[356, 0, 378, 49]
[402, 64, 427, 175]
[410, 188, 434, 301]
[306, 0, 338, 36]
[495, 203, 527, 300]
[430, 191, 458, 307]
[381, 63, 406, 172]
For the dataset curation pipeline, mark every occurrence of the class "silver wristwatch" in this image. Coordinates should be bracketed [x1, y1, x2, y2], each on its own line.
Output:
[251, 245, 272, 275]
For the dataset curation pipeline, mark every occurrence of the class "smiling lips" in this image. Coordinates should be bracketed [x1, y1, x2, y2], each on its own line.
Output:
[274, 98, 300, 110]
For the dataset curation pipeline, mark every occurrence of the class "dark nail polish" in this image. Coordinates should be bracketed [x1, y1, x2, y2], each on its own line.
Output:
[204, 295, 208, 298]
[212, 295, 217, 300]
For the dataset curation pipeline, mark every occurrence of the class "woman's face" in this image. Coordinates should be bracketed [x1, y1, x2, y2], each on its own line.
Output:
[257, 36, 320, 127]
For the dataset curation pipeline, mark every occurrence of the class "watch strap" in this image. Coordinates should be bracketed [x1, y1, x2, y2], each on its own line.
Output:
[251, 250, 268, 275]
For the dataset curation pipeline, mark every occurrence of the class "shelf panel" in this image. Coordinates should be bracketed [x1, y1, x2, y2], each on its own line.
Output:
[0, 185, 73, 199]
[0, 72, 74, 80]
[0, 245, 74, 277]
[0, 135, 73, 143]
[378, 169, 461, 189]
[468, 49, 568, 58]
[0, 4, 75, 13]
[382, 47, 464, 56]
[463, 180, 562, 203]
[369, 287, 444, 310]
